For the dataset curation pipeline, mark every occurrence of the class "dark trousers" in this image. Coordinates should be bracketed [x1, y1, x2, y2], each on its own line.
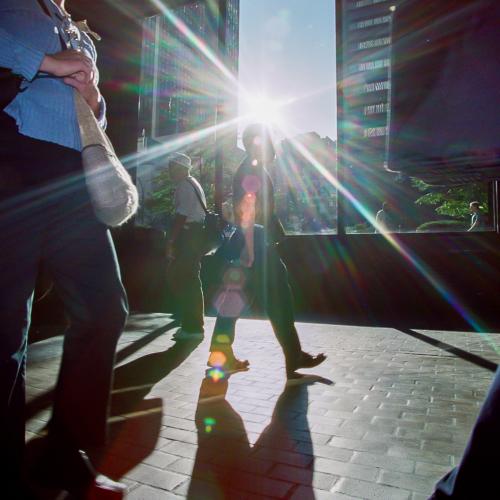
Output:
[0, 113, 128, 483]
[210, 226, 301, 370]
[167, 224, 204, 333]
[430, 367, 500, 499]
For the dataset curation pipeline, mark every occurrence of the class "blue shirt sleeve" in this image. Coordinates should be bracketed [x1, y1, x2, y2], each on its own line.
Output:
[0, 1, 52, 81]
[0, 27, 45, 81]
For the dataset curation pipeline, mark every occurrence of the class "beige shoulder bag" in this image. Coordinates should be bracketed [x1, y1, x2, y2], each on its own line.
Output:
[75, 92, 138, 227]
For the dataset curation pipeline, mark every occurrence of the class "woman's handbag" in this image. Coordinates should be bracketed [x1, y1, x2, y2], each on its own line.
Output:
[187, 179, 227, 255]
[75, 92, 138, 226]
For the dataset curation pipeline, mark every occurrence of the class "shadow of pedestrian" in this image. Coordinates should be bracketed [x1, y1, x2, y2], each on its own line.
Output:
[188, 372, 333, 499]
[94, 337, 202, 479]
[24, 320, 180, 423]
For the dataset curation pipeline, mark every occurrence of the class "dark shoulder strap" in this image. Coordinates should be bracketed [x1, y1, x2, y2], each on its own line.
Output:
[186, 178, 208, 214]
[36, 0, 51, 17]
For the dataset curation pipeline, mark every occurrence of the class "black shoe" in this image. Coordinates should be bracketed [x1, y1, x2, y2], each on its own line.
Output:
[287, 351, 327, 378]
[31, 440, 126, 499]
[207, 350, 250, 374]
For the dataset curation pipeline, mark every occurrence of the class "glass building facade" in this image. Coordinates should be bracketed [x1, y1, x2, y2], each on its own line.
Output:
[136, 0, 492, 234]
[340, 0, 491, 233]
[139, 1, 239, 140]
[136, 1, 240, 229]
[340, 0, 400, 232]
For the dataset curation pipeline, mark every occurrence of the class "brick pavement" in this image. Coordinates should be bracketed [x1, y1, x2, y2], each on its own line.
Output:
[26, 315, 500, 499]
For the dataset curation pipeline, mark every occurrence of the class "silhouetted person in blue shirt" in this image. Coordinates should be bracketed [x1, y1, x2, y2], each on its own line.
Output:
[208, 124, 326, 378]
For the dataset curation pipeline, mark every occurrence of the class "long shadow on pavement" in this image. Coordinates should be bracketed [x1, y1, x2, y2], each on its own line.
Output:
[187, 373, 332, 499]
[25, 320, 180, 422]
[397, 328, 498, 372]
[95, 337, 203, 478]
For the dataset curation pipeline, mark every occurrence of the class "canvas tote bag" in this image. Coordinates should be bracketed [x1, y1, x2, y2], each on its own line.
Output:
[42, 0, 138, 226]
[75, 92, 138, 226]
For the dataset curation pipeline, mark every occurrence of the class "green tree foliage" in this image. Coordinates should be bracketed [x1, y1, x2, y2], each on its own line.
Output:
[412, 178, 489, 220]
[147, 170, 176, 215]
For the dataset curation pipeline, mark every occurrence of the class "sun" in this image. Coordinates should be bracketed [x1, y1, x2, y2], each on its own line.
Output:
[242, 93, 283, 126]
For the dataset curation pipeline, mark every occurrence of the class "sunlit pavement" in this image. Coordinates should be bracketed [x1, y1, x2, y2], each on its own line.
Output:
[26, 314, 500, 499]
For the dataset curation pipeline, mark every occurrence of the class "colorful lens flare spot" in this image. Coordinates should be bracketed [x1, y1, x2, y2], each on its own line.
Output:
[215, 334, 231, 345]
[207, 367, 226, 382]
[204, 417, 216, 434]
[228, 268, 243, 282]
[214, 290, 246, 317]
[208, 351, 227, 369]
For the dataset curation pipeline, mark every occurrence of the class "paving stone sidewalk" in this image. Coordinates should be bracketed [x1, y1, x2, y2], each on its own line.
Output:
[26, 315, 500, 499]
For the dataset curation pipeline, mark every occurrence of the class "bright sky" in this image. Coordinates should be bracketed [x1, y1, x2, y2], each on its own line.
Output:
[237, 0, 337, 141]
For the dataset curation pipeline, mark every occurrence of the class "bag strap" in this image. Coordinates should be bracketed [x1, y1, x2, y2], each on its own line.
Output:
[74, 90, 112, 150]
[186, 178, 209, 215]
[37, 0, 51, 17]
[41, 0, 61, 24]
[41, 0, 72, 48]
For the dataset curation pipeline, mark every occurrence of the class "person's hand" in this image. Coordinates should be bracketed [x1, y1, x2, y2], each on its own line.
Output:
[239, 246, 254, 268]
[40, 50, 94, 82]
[63, 74, 101, 117]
